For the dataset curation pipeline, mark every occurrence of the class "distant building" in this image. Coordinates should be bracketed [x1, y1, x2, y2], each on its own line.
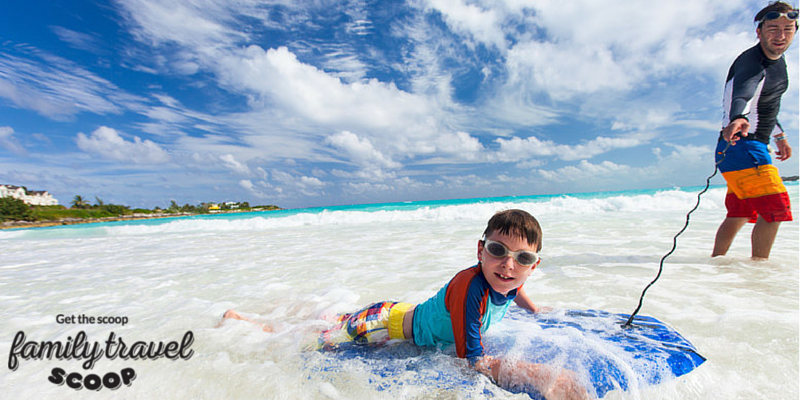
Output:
[0, 184, 59, 206]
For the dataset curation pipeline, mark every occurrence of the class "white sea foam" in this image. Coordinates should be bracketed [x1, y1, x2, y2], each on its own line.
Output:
[0, 185, 797, 399]
[0, 187, 729, 240]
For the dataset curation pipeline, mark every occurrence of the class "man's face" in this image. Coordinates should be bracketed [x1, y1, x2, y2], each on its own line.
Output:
[758, 16, 797, 59]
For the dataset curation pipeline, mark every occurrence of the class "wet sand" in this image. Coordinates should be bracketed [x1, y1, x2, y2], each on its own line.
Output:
[0, 212, 195, 230]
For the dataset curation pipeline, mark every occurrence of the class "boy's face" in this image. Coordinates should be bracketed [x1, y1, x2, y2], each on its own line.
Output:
[477, 231, 540, 296]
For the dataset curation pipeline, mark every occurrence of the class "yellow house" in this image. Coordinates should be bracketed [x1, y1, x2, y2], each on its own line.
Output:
[208, 203, 220, 211]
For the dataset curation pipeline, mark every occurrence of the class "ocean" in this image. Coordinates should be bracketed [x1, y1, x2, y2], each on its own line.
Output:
[1, 184, 797, 399]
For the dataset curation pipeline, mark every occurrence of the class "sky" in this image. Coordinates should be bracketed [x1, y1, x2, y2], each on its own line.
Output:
[1, 0, 798, 209]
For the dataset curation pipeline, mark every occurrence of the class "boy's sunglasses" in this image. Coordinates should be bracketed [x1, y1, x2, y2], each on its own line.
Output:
[760, 10, 799, 23]
[482, 239, 539, 266]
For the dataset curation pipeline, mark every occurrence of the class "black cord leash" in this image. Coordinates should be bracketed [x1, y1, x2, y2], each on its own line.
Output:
[622, 140, 732, 329]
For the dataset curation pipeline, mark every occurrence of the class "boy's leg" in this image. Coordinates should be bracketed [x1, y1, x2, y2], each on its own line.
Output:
[712, 217, 748, 257]
[217, 309, 273, 332]
[751, 216, 780, 260]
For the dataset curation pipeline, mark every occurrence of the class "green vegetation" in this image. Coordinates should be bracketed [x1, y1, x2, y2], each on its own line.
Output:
[0, 197, 33, 222]
[71, 195, 90, 209]
[1, 194, 282, 225]
[30, 205, 132, 221]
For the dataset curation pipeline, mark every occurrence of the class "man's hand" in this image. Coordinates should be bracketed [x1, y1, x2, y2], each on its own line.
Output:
[722, 119, 750, 144]
[775, 139, 792, 161]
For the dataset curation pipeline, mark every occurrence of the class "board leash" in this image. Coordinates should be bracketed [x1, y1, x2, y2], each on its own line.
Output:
[622, 139, 732, 329]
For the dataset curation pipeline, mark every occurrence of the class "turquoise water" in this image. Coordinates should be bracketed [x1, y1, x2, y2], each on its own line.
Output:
[12, 184, 739, 233]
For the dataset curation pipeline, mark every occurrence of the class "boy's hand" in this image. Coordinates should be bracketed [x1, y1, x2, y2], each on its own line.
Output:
[482, 358, 593, 400]
[543, 369, 593, 400]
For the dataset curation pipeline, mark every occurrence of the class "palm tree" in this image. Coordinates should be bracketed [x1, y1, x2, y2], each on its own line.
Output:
[71, 195, 89, 209]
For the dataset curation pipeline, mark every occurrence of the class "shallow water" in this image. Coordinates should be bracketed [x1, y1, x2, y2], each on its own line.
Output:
[1, 185, 797, 399]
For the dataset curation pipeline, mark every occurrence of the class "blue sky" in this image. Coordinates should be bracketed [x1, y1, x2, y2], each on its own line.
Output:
[1, 0, 797, 209]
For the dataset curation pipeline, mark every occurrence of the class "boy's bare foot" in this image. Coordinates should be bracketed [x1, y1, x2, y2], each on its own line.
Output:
[217, 309, 273, 332]
[222, 309, 244, 320]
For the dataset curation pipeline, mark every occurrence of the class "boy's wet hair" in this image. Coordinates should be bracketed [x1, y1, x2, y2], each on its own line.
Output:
[483, 209, 543, 252]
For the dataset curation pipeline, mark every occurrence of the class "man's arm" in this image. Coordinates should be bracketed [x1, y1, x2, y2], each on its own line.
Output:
[775, 138, 792, 161]
[722, 49, 764, 141]
[773, 124, 792, 161]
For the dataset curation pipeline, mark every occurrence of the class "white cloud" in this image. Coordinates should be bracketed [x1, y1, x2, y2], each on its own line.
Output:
[326, 131, 401, 168]
[436, 131, 485, 159]
[154, 93, 181, 107]
[270, 169, 326, 195]
[537, 144, 713, 186]
[51, 26, 102, 53]
[219, 153, 250, 175]
[0, 126, 26, 155]
[219, 46, 432, 130]
[424, 0, 506, 49]
[538, 160, 632, 182]
[299, 176, 324, 188]
[0, 51, 142, 120]
[255, 167, 268, 180]
[239, 179, 254, 191]
[484, 0, 757, 131]
[496, 135, 646, 162]
[76, 126, 171, 164]
[271, 170, 325, 188]
[332, 167, 397, 182]
[506, 41, 636, 101]
[520, 0, 749, 52]
[344, 181, 392, 195]
[115, 0, 245, 48]
[240, 178, 285, 199]
[145, 106, 189, 123]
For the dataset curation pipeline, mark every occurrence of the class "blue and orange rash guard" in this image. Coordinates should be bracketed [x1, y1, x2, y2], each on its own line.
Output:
[412, 264, 517, 363]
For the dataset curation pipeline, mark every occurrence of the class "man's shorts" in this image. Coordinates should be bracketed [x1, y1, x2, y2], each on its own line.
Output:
[716, 140, 793, 223]
[318, 301, 413, 348]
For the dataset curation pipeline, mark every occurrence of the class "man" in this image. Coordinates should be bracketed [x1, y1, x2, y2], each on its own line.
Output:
[713, 2, 797, 260]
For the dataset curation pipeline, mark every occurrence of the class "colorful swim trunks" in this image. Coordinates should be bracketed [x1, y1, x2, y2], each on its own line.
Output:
[318, 301, 413, 348]
[715, 140, 792, 223]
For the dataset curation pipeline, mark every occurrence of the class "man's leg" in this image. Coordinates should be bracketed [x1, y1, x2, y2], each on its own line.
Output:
[751, 216, 780, 260]
[712, 217, 749, 257]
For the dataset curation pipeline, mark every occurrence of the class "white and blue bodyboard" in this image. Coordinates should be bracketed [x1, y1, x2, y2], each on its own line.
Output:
[311, 308, 705, 399]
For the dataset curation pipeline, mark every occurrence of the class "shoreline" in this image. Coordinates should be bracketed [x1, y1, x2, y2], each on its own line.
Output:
[0, 212, 196, 230]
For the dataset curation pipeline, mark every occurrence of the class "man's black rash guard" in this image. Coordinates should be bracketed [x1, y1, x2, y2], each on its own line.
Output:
[722, 44, 788, 144]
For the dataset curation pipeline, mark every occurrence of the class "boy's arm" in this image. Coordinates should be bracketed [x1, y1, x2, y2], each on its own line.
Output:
[514, 287, 550, 313]
[475, 357, 592, 400]
[446, 266, 491, 359]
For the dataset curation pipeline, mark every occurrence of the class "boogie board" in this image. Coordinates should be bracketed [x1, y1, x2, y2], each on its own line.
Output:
[310, 308, 705, 399]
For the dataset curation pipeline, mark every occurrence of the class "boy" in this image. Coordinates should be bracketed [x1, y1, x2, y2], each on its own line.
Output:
[221, 209, 589, 400]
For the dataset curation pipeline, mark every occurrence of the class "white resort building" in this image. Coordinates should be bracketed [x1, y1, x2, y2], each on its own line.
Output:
[0, 184, 59, 206]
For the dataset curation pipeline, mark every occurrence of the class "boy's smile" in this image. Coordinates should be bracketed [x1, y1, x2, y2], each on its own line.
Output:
[478, 232, 540, 296]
